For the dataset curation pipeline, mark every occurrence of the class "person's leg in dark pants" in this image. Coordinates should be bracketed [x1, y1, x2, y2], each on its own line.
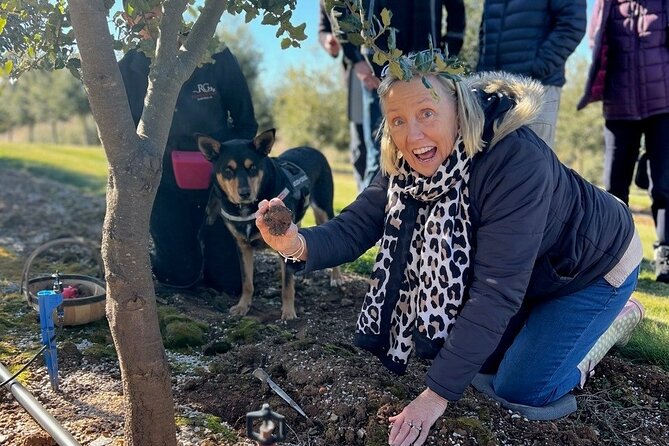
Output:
[362, 90, 383, 187]
[644, 113, 669, 282]
[202, 217, 242, 295]
[350, 122, 367, 192]
[150, 186, 207, 288]
[603, 119, 643, 205]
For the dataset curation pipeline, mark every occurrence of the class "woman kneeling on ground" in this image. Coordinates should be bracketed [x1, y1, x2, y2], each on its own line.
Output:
[255, 52, 644, 446]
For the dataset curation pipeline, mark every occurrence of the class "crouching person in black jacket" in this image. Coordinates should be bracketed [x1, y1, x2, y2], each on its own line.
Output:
[255, 52, 643, 445]
[119, 2, 258, 294]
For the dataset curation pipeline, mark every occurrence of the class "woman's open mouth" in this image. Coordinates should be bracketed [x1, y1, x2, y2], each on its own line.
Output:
[413, 146, 438, 161]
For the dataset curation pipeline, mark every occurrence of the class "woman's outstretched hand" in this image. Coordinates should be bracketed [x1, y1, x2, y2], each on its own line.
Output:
[255, 198, 300, 253]
[388, 388, 448, 446]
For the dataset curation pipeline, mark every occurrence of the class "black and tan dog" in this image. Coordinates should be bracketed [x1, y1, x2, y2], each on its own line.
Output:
[197, 129, 343, 320]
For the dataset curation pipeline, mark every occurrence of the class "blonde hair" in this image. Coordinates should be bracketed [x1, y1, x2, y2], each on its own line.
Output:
[377, 73, 486, 176]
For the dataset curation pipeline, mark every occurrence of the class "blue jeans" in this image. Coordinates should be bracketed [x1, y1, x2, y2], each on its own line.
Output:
[490, 267, 639, 407]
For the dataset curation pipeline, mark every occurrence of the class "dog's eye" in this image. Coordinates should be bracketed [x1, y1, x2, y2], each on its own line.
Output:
[223, 167, 235, 179]
[247, 165, 258, 176]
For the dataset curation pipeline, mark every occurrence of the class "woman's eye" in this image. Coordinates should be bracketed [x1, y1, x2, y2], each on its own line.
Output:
[391, 118, 404, 127]
[421, 110, 434, 119]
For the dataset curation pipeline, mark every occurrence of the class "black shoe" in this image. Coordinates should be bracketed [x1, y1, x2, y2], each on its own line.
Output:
[654, 245, 669, 283]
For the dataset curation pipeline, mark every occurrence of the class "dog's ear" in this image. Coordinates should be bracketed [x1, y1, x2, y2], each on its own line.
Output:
[197, 134, 221, 161]
[253, 129, 276, 156]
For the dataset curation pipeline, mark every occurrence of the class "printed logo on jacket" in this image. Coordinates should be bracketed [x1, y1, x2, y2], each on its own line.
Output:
[192, 83, 217, 101]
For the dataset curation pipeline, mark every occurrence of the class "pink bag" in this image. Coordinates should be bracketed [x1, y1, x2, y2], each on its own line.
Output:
[171, 151, 213, 190]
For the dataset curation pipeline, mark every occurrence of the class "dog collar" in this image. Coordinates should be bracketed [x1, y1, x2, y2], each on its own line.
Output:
[219, 208, 257, 222]
[218, 187, 291, 222]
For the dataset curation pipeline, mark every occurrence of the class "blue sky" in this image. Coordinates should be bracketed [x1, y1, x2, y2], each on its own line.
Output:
[220, 0, 596, 89]
[219, 3, 340, 89]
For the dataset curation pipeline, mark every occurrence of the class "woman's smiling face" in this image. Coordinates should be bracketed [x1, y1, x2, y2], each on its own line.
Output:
[383, 76, 458, 177]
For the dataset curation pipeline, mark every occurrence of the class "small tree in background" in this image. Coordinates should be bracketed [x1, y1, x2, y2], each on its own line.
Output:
[272, 65, 348, 151]
[556, 56, 605, 184]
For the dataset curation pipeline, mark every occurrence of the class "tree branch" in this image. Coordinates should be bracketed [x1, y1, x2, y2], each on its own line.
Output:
[179, 0, 228, 72]
[69, 0, 138, 163]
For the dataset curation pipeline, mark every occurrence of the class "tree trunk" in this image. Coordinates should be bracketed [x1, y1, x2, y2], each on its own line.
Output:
[79, 114, 95, 145]
[51, 120, 58, 144]
[69, 1, 177, 444]
[68, 0, 227, 443]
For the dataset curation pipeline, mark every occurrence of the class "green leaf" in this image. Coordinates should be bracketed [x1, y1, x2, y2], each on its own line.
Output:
[0, 16, 6, 35]
[2, 60, 13, 77]
[261, 13, 280, 26]
[280, 38, 291, 49]
[346, 32, 364, 47]
[388, 60, 402, 79]
[380, 8, 392, 28]
[372, 51, 388, 66]
[291, 22, 307, 41]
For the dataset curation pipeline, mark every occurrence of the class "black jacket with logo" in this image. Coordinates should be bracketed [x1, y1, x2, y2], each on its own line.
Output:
[118, 47, 258, 189]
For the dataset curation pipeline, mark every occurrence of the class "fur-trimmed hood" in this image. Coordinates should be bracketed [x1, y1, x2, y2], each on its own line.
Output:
[462, 71, 546, 149]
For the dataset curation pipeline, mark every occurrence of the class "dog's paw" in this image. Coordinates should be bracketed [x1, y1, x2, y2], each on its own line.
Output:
[330, 268, 345, 287]
[281, 308, 297, 320]
[229, 303, 250, 316]
[330, 277, 346, 287]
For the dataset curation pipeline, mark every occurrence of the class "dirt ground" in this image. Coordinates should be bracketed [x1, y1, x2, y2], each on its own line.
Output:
[0, 166, 668, 446]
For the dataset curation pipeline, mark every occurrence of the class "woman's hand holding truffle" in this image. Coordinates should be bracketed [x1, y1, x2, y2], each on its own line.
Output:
[255, 198, 304, 259]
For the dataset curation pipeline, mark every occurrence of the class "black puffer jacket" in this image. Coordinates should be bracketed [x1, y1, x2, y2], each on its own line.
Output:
[477, 0, 586, 87]
[297, 73, 635, 401]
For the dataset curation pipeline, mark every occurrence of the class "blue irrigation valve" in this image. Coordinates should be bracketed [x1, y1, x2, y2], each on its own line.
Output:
[246, 403, 286, 445]
[37, 273, 64, 391]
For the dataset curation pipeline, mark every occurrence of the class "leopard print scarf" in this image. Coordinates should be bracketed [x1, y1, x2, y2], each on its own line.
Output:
[355, 138, 472, 374]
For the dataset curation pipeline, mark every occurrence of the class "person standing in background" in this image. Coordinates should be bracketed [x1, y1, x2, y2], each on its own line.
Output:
[322, 1, 466, 190]
[578, 0, 669, 284]
[119, 2, 258, 294]
[319, 3, 369, 192]
[477, 0, 586, 148]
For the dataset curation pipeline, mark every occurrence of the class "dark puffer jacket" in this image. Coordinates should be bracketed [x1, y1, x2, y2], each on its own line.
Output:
[296, 73, 635, 401]
[577, 0, 669, 120]
[477, 0, 586, 87]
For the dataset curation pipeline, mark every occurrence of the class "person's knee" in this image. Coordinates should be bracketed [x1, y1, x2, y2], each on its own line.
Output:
[152, 254, 201, 288]
[202, 271, 241, 295]
[492, 377, 556, 407]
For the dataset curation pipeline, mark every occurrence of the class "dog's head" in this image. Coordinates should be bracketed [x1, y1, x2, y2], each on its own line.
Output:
[197, 129, 275, 205]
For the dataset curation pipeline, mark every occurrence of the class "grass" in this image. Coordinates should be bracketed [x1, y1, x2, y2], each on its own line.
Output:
[1, 143, 668, 370]
[0, 142, 108, 195]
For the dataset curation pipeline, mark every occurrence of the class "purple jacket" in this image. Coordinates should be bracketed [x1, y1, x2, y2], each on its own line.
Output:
[578, 0, 669, 119]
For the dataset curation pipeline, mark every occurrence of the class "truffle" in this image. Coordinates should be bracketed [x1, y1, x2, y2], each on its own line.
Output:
[263, 205, 293, 236]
